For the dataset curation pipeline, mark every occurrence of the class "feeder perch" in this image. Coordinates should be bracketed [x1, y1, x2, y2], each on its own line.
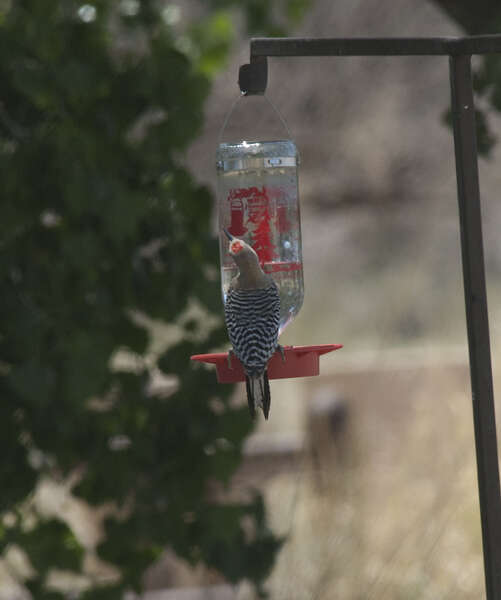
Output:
[191, 344, 343, 383]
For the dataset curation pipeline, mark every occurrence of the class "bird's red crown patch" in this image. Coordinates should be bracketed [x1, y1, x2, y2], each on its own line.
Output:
[230, 240, 244, 254]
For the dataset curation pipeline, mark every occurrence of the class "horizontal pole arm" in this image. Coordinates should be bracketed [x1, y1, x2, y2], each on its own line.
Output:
[250, 34, 501, 58]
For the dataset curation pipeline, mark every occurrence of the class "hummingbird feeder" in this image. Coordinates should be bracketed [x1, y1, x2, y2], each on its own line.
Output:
[191, 59, 342, 382]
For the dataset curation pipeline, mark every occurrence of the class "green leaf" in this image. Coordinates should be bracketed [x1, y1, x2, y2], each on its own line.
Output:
[442, 106, 496, 157]
[8, 360, 56, 406]
[191, 12, 234, 76]
[286, 0, 311, 23]
[17, 519, 84, 573]
[114, 314, 149, 355]
[158, 339, 194, 375]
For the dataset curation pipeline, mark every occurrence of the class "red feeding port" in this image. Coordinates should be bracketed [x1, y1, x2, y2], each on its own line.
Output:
[190, 344, 342, 383]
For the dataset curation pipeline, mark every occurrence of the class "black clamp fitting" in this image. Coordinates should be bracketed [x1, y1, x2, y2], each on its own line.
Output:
[238, 56, 268, 95]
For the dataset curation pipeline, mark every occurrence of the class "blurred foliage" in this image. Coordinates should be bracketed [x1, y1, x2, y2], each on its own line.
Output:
[431, 0, 500, 36]
[208, 0, 310, 36]
[432, 0, 501, 157]
[442, 106, 497, 157]
[472, 50, 501, 156]
[0, 0, 309, 597]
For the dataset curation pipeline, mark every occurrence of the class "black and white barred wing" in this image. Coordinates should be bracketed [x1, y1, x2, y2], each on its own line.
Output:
[224, 285, 280, 374]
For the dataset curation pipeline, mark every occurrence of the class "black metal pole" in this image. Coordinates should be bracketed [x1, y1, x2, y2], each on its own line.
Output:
[449, 54, 501, 600]
[250, 35, 501, 58]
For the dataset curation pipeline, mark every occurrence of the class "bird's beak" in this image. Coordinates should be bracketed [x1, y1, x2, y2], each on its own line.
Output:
[223, 228, 233, 241]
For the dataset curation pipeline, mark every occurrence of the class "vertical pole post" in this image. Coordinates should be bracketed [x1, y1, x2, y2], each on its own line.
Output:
[449, 54, 501, 599]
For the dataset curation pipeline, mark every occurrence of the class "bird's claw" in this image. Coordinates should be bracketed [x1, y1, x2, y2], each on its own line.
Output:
[277, 344, 286, 363]
[227, 349, 235, 369]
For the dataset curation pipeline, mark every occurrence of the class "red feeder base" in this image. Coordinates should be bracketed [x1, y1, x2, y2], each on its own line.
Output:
[190, 344, 342, 383]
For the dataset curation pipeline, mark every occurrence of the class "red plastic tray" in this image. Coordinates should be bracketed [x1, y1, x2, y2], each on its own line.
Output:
[190, 344, 342, 383]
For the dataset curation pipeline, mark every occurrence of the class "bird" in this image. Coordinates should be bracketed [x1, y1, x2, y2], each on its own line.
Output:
[222, 228, 282, 419]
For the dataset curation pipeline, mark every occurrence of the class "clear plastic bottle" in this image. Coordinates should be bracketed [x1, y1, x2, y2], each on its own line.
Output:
[217, 131, 304, 335]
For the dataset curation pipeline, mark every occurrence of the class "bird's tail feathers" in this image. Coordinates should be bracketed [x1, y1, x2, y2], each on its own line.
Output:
[245, 376, 256, 419]
[245, 371, 271, 420]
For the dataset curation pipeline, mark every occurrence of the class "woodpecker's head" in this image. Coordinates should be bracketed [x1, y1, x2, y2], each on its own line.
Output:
[223, 228, 268, 286]
[223, 228, 257, 260]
